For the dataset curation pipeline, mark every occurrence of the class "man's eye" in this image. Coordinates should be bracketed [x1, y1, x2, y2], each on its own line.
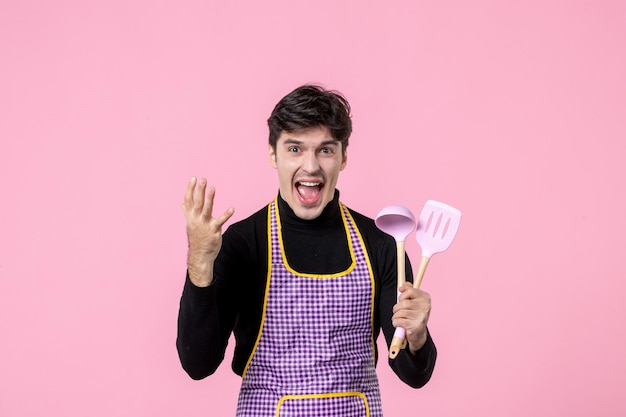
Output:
[320, 148, 334, 154]
[288, 146, 300, 152]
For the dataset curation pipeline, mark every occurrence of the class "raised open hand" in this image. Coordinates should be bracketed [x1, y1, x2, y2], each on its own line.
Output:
[182, 177, 234, 287]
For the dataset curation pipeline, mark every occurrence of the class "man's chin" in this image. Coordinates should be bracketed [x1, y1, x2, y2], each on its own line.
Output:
[292, 205, 323, 220]
[283, 190, 333, 220]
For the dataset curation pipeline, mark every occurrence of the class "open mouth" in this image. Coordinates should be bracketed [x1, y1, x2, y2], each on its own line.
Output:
[295, 181, 324, 205]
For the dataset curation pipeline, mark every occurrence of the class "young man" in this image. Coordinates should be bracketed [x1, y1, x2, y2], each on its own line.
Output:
[177, 85, 436, 416]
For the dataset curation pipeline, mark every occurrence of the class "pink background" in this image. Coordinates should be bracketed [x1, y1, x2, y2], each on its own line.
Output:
[1, 1, 625, 416]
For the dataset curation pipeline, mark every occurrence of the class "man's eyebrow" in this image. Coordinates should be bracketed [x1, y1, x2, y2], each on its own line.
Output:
[283, 138, 303, 145]
[282, 138, 340, 146]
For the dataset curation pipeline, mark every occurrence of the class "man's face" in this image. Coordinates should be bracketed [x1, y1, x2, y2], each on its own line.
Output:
[269, 126, 347, 220]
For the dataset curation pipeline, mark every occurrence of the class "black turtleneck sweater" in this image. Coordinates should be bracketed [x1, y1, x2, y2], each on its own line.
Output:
[177, 191, 436, 388]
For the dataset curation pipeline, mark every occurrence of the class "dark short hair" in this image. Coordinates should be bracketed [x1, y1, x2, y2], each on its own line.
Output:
[267, 85, 352, 151]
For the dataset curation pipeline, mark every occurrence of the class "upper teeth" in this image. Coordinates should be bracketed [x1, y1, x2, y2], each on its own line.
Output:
[299, 182, 320, 186]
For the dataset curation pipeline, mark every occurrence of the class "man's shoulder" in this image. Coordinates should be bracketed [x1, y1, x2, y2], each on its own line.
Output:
[224, 203, 270, 236]
[343, 205, 391, 240]
[344, 205, 373, 225]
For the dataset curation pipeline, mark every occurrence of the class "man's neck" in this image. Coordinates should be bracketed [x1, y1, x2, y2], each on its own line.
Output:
[277, 189, 341, 228]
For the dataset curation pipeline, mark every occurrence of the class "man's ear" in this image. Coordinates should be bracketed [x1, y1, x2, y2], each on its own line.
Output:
[340, 150, 348, 171]
[269, 144, 277, 169]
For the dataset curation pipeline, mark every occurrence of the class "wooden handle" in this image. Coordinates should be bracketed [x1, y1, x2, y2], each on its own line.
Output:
[389, 336, 405, 359]
[396, 241, 406, 289]
[413, 256, 430, 289]
[390, 241, 407, 359]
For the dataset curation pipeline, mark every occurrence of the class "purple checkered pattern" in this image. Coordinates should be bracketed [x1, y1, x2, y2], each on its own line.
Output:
[236, 201, 383, 416]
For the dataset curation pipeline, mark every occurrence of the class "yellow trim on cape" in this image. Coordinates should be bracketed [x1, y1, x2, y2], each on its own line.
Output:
[241, 198, 378, 378]
[276, 391, 371, 417]
[240, 200, 273, 379]
[276, 199, 356, 278]
[342, 206, 378, 363]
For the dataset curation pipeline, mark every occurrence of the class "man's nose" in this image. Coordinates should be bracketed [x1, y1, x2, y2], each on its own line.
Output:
[302, 151, 320, 173]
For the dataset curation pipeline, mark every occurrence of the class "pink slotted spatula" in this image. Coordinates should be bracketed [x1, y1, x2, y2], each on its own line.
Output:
[413, 200, 462, 290]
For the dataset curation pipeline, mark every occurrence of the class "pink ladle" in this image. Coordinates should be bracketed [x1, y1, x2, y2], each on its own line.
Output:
[375, 205, 416, 359]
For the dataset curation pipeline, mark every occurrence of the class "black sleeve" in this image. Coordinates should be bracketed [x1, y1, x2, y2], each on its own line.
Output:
[176, 226, 248, 380]
[389, 327, 437, 388]
[176, 274, 235, 379]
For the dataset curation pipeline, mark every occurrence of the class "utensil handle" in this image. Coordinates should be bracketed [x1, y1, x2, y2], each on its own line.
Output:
[396, 241, 406, 289]
[389, 327, 406, 359]
[390, 241, 407, 359]
[413, 256, 431, 289]
[391, 257, 432, 358]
